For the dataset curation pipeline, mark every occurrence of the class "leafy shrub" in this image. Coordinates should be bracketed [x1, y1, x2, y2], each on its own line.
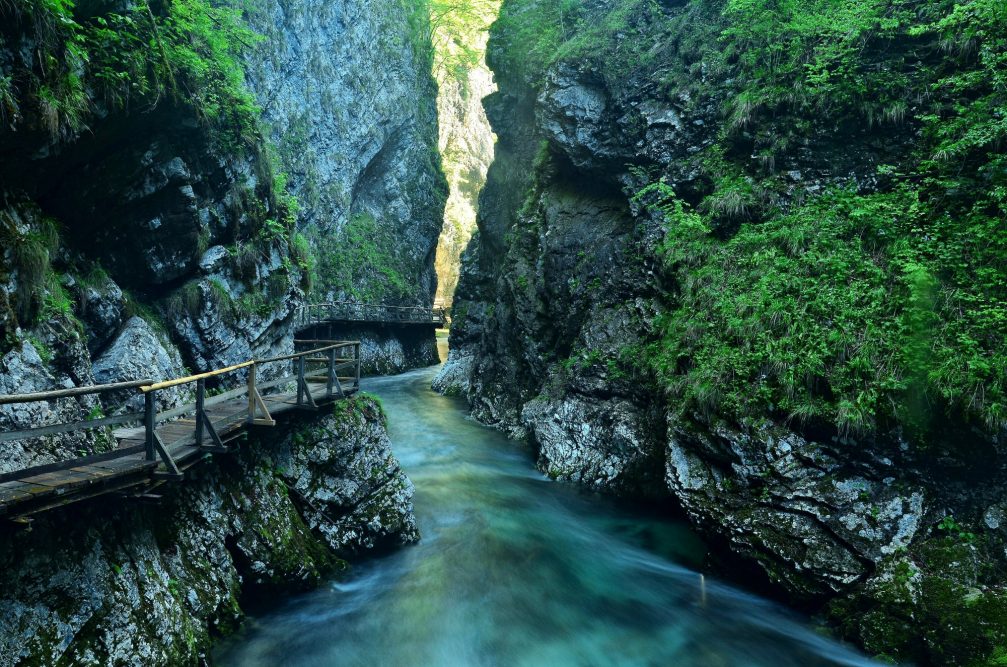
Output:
[495, 0, 1007, 440]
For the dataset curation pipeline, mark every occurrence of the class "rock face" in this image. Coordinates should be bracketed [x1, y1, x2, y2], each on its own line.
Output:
[665, 418, 924, 599]
[0, 397, 417, 666]
[237, 0, 448, 374]
[0, 339, 106, 476]
[440, 1, 1007, 663]
[433, 19, 497, 308]
[91, 317, 191, 413]
[243, 0, 447, 323]
[281, 399, 419, 554]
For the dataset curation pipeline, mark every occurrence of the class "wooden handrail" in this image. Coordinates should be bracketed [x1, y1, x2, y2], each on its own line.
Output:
[0, 336, 364, 520]
[141, 361, 255, 393]
[0, 343, 358, 405]
[0, 378, 155, 406]
[1, 336, 361, 470]
[257, 343, 351, 365]
[298, 302, 447, 325]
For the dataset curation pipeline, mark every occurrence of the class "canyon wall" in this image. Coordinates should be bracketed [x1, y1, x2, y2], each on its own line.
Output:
[244, 0, 447, 310]
[0, 0, 436, 662]
[242, 0, 447, 371]
[438, 1, 1007, 664]
[431, 1, 498, 308]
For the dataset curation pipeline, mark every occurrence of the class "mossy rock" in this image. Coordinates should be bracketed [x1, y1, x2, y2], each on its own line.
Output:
[831, 540, 1007, 666]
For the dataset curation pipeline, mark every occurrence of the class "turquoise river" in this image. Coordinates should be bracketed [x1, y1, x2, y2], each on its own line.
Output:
[216, 363, 880, 667]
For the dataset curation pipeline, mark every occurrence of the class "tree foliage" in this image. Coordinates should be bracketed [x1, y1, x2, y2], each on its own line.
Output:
[428, 0, 500, 84]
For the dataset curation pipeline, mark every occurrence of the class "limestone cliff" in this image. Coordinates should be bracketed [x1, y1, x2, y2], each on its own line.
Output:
[431, 2, 498, 308]
[438, 1, 1007, 664]
[243, 0, 447, 372]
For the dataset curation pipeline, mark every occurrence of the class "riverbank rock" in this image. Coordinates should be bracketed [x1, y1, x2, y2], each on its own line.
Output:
[0, 397, 417, 666]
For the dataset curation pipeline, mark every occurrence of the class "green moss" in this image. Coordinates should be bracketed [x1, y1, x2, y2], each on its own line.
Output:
[312, 212, 412, 302]
[831, 537, 1007, 666]
[0, 211, 60, 325]
[123, 289, 171, 336]
[8, 0, 263, 148]
[26, 334, 53, 363]
[332, 394, 388, 429]
[163, 281, 205, 321]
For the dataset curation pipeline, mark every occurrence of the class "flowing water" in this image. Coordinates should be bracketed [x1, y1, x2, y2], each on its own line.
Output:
[216, 364, 878, 667]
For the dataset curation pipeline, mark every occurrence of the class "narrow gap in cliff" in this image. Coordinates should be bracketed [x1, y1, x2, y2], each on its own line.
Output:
[429, 1, 501, 323]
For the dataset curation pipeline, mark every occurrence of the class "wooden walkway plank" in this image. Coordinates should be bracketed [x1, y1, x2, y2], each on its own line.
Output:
[0, 481, 39, 506]
[20, 469, 102, 490]
[69, 464, 128, 481]
[0, 480, 58, 504]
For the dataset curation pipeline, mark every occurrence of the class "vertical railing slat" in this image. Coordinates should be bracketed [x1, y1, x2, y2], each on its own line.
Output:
[144, 391, 156, 462]
[296, 354, 305, 406]
[246, 362, 256, 423]
[195, 378, 205, 447]
[355, 342, 361, 390]
[327, 348, 336, 398]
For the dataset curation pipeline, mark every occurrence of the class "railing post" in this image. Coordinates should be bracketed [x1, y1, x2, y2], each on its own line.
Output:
[195, 378, 205, 447]
[247, 362, 256, 423]
[355, 342, 361, 390]
[144, 390, 156, 461]
[297, 354, 305, 406]
[327, 347, 336, 398]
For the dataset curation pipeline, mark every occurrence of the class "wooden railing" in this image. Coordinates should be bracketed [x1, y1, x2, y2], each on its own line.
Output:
[296, 302, 448, 329]
[0, 378, 155, 443]
[0, 340, 361, 480]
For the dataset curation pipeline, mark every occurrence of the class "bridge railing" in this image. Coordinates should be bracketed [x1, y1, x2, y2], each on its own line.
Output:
[0, 340, 361, 480]
[297, 302, 448, 329]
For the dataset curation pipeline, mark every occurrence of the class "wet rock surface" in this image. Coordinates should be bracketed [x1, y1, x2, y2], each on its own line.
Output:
[666, 418, 925, 598]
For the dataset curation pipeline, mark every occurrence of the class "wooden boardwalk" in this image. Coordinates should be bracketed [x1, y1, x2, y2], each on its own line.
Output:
[296, 302, 448, 330]
[0, 340, 361, 524]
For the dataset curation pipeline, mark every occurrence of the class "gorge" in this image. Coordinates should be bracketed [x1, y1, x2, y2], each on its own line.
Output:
[1, 0, 1006, 665]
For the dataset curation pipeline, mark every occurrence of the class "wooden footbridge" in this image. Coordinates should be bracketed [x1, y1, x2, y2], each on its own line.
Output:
[296, 302, 448, 331]
[0, 340, 361, 525]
